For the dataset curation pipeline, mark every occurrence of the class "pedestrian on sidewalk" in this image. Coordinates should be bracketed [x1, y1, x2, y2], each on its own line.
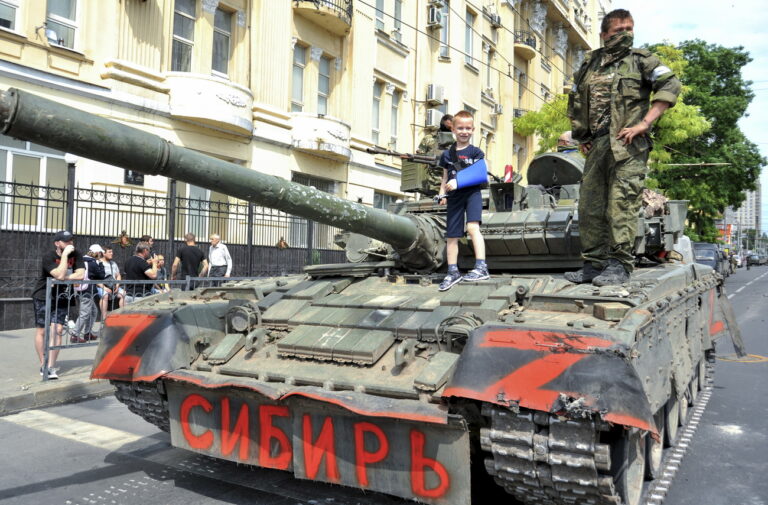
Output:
[98, 245, 125, 319]
[72, 244, 106, 343]
[31, 230, 85, 379]
[207, 233, 232, 286]
[172, 233, 208, 290]
[152, 254, 171, 294]
[124, 242, 158, 303]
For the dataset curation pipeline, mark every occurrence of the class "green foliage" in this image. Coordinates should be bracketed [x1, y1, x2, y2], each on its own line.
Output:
[646, 44, 710, 164]
[512, 95, 570, 154]
[648, 40, 765, 241]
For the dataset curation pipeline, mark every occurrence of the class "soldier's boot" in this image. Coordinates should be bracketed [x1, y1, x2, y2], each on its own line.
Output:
[564, 262, 603, 284]
[592, 259, 630, 286]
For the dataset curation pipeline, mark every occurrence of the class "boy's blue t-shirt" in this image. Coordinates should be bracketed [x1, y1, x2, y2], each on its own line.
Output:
[439, 144, 485, 182]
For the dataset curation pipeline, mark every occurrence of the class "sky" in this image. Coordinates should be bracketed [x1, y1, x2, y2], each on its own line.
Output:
[624, 0, 768, 234]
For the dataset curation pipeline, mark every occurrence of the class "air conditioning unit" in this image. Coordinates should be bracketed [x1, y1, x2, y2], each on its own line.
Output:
[427, 6, 443, 29]
[492, 103, 504, 115]
[426, 84, 444, 105]
[425, 108, 442, 129]
[489, 13, 502, 28]
[428, 0, 445, 7]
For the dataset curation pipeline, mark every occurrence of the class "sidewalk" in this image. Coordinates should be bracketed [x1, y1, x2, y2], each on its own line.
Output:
[0, 326, 115, 415]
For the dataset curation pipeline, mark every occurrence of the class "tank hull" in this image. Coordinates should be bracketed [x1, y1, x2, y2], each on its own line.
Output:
[94, 261, 732, 505]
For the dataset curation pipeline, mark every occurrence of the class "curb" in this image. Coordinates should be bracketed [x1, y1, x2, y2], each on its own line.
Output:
[0, 377, 115, 416]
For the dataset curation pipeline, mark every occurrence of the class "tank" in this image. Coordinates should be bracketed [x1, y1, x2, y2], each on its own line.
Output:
[0, 88, 745, 505]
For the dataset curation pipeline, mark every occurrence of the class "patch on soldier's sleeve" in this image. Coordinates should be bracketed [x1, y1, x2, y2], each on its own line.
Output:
[650, 65, 672, 82]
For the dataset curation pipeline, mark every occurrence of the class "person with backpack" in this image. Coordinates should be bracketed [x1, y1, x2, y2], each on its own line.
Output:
[72, 244, 106, 343]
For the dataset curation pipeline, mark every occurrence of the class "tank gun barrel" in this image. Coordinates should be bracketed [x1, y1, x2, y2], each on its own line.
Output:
[365, 146, 438, 166]
[0, 88, 443, 270]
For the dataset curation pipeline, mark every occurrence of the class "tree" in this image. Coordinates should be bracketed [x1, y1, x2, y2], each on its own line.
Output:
[650, 40, 765, 242]
[512, 94, 570, 154]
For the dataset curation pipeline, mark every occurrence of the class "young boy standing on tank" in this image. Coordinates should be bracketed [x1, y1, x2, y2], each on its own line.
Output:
[438, 110, 489, 291]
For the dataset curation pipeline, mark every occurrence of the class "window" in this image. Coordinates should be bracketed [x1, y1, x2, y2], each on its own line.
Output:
[390, 89, 401, 149]
[0, 134, 67, 230]
[463, 104, 476, 144]
[393, 0, 402, 41]
[290, 173, 337, 248]
[318, 55, 331, 116]
[172, 0, 196, 72]
[439, 1, 450, 58]
[374, 191, 398, 210]
[0, 0, 19, 30]
[486, 48, 494, 90]
[375, 0, 384, 31]
[372, 81, 383, 145]
[291, 45, 306, 112]
[46, 0, 77, 49]
[465, 10, 475, 66]
[212, 8, 232, 76]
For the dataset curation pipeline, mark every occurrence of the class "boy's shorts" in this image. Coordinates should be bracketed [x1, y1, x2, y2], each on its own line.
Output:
[445, 187, 483, 238]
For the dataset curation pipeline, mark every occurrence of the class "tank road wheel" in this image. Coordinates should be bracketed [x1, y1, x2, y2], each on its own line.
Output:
[645, 411, 665, 480]
[664, 395, 680, 447]
[612, 429, 646, 505]
[678, 389, 691, 425]
[689, 372, 699, 404]
[697, 358, 708, 391]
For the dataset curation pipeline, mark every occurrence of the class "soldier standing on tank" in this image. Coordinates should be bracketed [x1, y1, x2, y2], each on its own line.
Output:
[417, 114, 454, 193]
[565, 9, 681, 286]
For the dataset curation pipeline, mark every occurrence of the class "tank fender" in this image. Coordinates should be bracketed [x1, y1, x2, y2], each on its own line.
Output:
[712, 286, 746, 357]
[444, 324, 657, 433]
[91, 313, 195, 381]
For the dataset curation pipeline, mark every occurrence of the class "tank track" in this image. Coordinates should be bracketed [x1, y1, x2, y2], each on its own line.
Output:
[112, 380, 170, 432]
[480, 360, 715, 505]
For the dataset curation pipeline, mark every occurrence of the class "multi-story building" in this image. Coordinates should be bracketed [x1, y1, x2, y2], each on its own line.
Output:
[724, 188, 762, 247]
[0, 0, 607, 244]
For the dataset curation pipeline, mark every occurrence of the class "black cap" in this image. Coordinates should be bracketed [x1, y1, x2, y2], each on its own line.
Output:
[53, 230, 74, 242]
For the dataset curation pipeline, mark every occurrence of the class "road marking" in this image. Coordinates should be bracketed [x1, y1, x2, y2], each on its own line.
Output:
[717, 353, 768, 363]
[727, 270, 768, 299]
[0, 409, 144, 451]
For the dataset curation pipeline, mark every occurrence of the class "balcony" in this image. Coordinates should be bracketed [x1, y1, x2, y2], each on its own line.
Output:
[166, 73, 254, 134]
[513, 108, 530, 119]
[293, 0, 353, 35]
[514, 31, 537, 61]
[291, 113, 351, 160]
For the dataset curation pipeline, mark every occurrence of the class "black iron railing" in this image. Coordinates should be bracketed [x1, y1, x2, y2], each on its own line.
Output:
[294, 0, 353, 25]
[0, 180, 345, 299]
[514, 30, 537, 50]
[513, 108, 530, 118]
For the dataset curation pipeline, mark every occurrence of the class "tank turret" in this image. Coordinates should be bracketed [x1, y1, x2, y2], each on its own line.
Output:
[0, 87, 687, 275]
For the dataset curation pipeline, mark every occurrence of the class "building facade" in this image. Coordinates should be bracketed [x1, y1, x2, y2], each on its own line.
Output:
[0, 0, 607, 244]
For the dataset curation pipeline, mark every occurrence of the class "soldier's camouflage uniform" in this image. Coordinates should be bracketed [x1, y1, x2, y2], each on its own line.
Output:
[417, 131, 454, 193]
[568, 46, 681, 271]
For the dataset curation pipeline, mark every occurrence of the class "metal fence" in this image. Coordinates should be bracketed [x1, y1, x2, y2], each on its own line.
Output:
[0, 179, 346, 330]
[39, 277, 241, 381]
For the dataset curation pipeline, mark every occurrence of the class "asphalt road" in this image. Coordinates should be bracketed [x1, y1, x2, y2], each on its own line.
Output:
[0, 268, 766, 505]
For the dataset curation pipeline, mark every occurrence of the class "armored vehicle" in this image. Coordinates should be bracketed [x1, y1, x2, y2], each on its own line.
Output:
[0, 88, 744, 505]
